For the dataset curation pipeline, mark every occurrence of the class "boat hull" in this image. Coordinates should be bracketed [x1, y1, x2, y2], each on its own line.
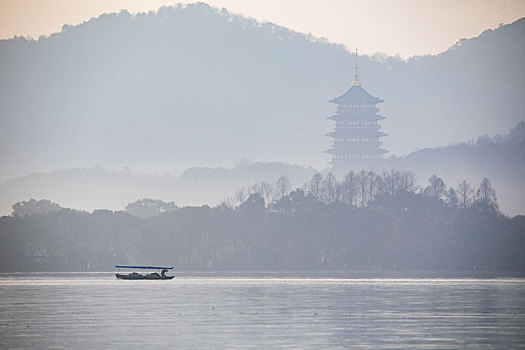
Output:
[116, 273, 174, 280]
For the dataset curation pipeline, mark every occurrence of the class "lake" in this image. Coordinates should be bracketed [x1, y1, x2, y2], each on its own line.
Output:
[0, 272, 524, 349]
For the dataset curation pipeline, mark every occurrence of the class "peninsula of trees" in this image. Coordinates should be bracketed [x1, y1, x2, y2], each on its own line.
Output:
[1, 171, 523, 272]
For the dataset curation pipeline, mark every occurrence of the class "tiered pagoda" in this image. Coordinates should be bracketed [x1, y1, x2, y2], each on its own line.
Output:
[326, 50, 387, 163]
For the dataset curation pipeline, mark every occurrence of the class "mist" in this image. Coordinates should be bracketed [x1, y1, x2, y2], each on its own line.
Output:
[0, 4, 524, 218]
[0, 4, 523, 177]
[3, 4, 525, 350]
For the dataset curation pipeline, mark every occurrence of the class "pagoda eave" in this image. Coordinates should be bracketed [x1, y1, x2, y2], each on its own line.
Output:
[327, 131, 387, 138]
[327, 145, 387, 152]
[329, 114, 385, 121]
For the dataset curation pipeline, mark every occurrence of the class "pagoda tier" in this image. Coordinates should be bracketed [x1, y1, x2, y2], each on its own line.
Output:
[326, 49, 387, 162]
[328, 114, 385, 121]
[327, 130, 387, 138]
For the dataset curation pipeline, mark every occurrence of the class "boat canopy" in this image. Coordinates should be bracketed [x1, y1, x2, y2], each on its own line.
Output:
[115, 265, 173, 270]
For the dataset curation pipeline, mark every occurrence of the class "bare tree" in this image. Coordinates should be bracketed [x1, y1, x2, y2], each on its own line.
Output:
[382, 169, 397, 195]
[274, 175, 291, 200]
[247, 183, 259, 195]
[356, 170, 369, 207]
[259, 181, 274, 207]
[372, 173, 384, 199]
[300, 182, 309, 195]
[341, 171, 357, 206]
[321, 172, 339, 203]
[235, 187, 248, 206]
[457, 180, 474, 209]
[381, 169, 417, 195]
[424, 174, 446, 200]
[218, 198, 235, 210]
[475, 177, 498, 210]
[399, 171, 418, 193]
[445, 187, 459, 208]
[308, 173, 323, 200]
[248, 181, 274, 208]
[358, 170, 383, 205]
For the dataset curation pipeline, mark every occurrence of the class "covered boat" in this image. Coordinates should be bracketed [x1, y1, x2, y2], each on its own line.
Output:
[115, 265, 174, 280]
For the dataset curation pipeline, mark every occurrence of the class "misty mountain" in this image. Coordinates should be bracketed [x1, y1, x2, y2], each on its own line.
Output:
[0, 3, 524, 181]
[331, 122, 525, 215]
[1, 122, 522, 216]
[0, 161, 316, 216]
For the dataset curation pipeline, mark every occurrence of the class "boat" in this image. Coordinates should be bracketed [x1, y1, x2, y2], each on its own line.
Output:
[115, 265, 175, 280]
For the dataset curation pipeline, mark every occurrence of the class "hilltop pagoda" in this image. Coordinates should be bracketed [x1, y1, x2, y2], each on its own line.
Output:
[326, 50, 387, 163]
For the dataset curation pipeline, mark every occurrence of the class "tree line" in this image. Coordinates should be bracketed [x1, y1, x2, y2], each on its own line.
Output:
[9, 170, 499, 218]
[2, 170, 522, 272]
[229, 170, 499, 214]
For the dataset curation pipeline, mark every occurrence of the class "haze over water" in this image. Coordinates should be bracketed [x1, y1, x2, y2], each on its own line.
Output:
[1, 272, 524, 349]
[1, 2, 524, 349]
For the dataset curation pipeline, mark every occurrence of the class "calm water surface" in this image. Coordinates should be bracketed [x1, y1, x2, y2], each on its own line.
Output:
[0, 272, 524, 349]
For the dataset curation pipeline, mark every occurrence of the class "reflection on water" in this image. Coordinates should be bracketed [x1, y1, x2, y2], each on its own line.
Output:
[1, 272, 524, 349]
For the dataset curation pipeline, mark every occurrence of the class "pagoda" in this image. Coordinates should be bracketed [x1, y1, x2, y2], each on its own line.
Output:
[326, 49, 387, 163]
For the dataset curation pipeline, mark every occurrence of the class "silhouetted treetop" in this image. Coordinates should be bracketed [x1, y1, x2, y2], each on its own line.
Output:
[125, 198, 178, 219]
[12, 199, 63, 217]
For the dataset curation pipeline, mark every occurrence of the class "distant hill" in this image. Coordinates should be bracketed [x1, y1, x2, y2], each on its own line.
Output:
[401, 123, 525, 213]
[331, 122, 525, 215]
[0, 122, 523, 216]
[0, 3, 523, 181]
[0, 162, 316, 216]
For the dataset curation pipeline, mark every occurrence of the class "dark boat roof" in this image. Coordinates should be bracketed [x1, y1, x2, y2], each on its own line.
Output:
[115, 265, 173, 270]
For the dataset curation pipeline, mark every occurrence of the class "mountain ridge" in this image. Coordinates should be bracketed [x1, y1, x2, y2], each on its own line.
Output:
[0, 4, 523, 209]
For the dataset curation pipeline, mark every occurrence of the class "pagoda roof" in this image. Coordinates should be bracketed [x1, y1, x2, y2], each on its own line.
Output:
[326, 147, 388, 155]
[328, 114, 385, 121]
[326, 130, 387, 138]
[330, 85, 383, 104]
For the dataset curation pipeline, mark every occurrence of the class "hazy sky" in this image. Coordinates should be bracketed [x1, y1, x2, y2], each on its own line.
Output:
[1, 0, 524, 58]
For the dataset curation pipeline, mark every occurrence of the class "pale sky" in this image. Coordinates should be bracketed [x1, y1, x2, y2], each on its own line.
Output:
[0, 0, 524, 58]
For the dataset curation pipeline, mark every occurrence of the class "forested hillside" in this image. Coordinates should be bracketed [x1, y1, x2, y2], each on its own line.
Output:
[1, 4, 523, 181]
[332, 121, 525, 214]
[2, 171, 523, 272]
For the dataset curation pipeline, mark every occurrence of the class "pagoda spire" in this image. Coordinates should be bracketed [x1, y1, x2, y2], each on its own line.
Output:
[352, 48, 361, 86]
